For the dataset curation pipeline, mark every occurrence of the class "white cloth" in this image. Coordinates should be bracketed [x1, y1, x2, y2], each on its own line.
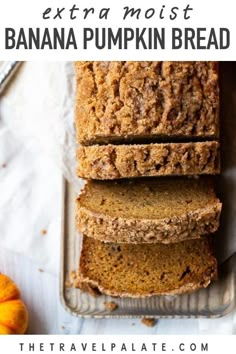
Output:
[0, 62, 76, 273]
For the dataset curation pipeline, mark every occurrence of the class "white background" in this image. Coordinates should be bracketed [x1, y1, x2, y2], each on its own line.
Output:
[0, 0, 236, 345]
[0, 0, 235, 60]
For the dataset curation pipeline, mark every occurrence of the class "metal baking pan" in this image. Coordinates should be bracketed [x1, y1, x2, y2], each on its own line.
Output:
[60, 179, 236, 319]
[60, 62, 236, 318]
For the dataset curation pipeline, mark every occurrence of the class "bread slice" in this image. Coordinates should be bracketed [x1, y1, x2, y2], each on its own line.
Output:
[77, 141, 220, 180]
[75, 61, 219, 145]
[76, 236, 217, 297]
[76, 178, 222, 244]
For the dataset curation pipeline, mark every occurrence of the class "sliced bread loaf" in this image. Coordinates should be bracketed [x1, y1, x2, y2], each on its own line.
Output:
[76, 178, 222, 244]
[76, 236, 217, 297]
[77, 141, 220, 180]
[75, 61, 219, 145]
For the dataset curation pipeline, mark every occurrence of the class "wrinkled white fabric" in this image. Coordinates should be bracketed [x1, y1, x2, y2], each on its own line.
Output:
[0, 62, 76, 273]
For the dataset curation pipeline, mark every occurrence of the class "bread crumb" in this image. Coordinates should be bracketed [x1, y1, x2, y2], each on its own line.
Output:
[104, 301, 118, 312]
[74, 278, 101, 297]
[85, 285, 101, 297]
[70, 271, 77, 280]
[42, 229, 47, 235]
[65, 280, 72, 288]
[141, 318, 157, 327]
[38, 268, 44, 272]
[61, 326, 65, 330]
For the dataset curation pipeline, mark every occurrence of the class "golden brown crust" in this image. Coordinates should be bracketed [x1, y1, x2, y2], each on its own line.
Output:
[75, 61, 219, 145]
[76, 178, 222, 243]
[77, 277, 214, 297]
[76, 236, 218, 298]
[74, 278, 101, 297]
[76, 203, 222, 244]
[77, 141, 220, 180]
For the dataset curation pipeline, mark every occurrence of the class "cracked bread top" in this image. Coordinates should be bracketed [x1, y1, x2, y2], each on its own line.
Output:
[75, 61, 219, 145]
[77, 141, 220, 179]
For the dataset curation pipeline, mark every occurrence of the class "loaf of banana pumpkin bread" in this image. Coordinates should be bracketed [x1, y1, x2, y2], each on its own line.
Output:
[75, 61, 219, 145]
[77, 141, 220, 179]
[75, 236, 217, 297]
[76, 178, 222, 244]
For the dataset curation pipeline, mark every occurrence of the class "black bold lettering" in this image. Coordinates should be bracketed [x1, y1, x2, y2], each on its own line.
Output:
[124, 28, 134, 49]
[185, 28, 195, 49]
[197, 28, 206, 49]
[172, 28, 182, 49]
[111, 343, 116, 351]
[154, 28, 165, 49]
[179, 344, 184, 351]
[41, 28, 52, 49]
[70, 343, 76, 351]
[83, 28, 94, 49]
[29, 28, 40, 49]
[201, 343, 208, 352]
[60, 343, 65, 351]
[220, 28, 230, 49]
[17, 28, 27, 49]
[95, 28, 106, 49]
[207, 28, 218, 49]
[81, 343, 87, 351]
[136, 28, 147, 49]
[66, 28, 77, 49]
[5, 28, 15, 49]
[19, 344, 24, 351]
[190, 343, 196, 351]
[108, 28, 122, 49]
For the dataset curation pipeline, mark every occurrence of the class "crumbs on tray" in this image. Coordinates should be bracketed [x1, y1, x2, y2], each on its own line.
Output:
[141, 318, 157, 327]
[104, 301, 118, 312]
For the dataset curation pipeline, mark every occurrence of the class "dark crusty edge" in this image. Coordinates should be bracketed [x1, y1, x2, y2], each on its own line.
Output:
[75, 200, 222, 244]
[75, 276, 216, 298]
[75, 239, 218, 298]
[77, 141, 220, 180]
[74, 62, 220, 146]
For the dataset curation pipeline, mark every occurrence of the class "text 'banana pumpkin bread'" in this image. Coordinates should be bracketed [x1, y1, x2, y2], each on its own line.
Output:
[75, 236, 217, 297]
[75, 61, 219, 145]
[77, 141, 220, 180]
[76, 178, 222, 244]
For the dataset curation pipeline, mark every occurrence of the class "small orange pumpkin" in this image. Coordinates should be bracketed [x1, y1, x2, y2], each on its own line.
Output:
[0, 273, 28, 334]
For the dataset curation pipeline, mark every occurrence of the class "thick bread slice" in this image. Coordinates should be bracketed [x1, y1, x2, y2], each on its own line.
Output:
[77, 141, 220, 180]
[75, 61, 219, 145]
[76, 178, 222, 244]
[75, 236, 217, 297]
